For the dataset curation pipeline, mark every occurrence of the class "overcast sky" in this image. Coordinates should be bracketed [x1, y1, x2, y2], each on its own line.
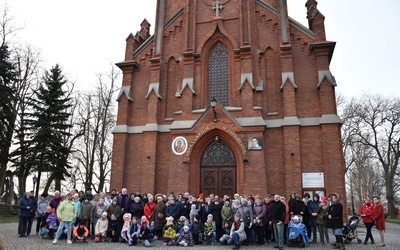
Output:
[3, 0, 400, 98]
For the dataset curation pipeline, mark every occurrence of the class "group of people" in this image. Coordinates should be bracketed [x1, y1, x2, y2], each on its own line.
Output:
[17, 188, 386, 249]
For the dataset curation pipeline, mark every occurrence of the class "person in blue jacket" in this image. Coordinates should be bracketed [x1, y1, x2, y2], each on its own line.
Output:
[308, 193, 320, 243]
[18, 192, 35, 237]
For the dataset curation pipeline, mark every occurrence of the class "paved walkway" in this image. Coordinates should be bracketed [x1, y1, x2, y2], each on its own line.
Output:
[0, 221, 399, 249]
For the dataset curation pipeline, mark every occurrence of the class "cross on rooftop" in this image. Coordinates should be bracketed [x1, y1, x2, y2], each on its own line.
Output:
[211, 0, 224, 17]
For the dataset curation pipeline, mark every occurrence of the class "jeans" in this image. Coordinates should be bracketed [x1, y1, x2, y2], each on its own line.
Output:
[205, 231, 216, 244]
[317, 224, 329, 244]
[227, 232, 240, 246]
[40, 227, 49, 237]
[54, 221, 72, 240]
[273, 223, 284, 248]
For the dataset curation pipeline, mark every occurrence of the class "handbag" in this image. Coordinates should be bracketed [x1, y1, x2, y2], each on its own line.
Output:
[371, 217, 376, 226]
[157, 213, 164, 219]
[243, 215, 251, 226]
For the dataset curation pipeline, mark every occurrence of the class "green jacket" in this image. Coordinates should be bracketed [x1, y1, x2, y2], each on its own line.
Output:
[57, 199, 76, 222]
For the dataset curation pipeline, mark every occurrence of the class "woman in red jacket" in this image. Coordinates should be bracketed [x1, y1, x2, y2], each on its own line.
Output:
[372, 196, 385, 247]
[359, 197, 375, 245]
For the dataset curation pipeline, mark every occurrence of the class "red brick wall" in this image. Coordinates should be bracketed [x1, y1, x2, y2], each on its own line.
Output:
[111, 0, 346, 205]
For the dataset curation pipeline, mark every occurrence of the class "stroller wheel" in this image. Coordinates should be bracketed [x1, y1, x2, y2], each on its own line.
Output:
[357, 239, 362, 244]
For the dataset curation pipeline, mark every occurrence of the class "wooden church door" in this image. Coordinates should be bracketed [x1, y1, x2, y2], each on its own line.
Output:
[200, 140, 236, 197]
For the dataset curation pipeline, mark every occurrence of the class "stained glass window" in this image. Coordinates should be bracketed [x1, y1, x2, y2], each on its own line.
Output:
[209, 43, 229, 106]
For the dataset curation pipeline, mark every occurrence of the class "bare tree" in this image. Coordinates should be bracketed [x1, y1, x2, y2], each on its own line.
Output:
[342, 94, 400, 218]
[72, 66, 119, 193]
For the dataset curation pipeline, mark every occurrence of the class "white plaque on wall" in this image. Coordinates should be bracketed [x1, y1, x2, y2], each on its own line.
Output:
[302, 172, 324, 188]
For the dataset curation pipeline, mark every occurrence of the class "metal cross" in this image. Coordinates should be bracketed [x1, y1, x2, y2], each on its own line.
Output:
[211, 0, 224, 17]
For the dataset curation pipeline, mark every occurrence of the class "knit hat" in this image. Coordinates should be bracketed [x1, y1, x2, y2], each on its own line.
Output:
[191, 204, 196, 209]
[320, 196, 327, 204]
[50, 209, 56, 215]
[207, 214, 213, 219]
[112, 198, 117, 203]
[199, 193, 204, 199]
[183, 226, 189, 231]
[102, 212, 107, 217]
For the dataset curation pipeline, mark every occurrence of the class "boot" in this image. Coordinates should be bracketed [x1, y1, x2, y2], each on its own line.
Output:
[339, 243, 346, 250]
[332, 244, 340, 249]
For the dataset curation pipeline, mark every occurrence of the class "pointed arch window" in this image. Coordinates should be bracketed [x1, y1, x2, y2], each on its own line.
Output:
[208, 42, 229, 106]
[201, 140, 236, 166]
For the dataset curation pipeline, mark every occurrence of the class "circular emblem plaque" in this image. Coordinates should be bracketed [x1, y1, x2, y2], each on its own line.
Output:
[172, 136, 188, 155]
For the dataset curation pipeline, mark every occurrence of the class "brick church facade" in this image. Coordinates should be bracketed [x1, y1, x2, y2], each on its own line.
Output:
[111, 0, 346, 203]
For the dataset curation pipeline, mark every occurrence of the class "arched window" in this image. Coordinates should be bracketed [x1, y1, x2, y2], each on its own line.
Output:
[208, 42, 229, 106]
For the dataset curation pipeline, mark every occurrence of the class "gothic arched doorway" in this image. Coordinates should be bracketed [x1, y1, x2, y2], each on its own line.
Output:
[200, 139, 237, 197]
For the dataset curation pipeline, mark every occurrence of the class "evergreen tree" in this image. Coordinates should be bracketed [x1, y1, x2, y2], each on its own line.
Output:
[0, 44, 17, 191]
[26, 64, 73, 191]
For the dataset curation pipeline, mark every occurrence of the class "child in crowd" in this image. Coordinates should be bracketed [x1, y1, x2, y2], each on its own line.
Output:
[39, 206, 52, 238]
[72, 221, 89, 243]
[191, 215, 204, 245]
[127, 217, 140, 246]
[120, 213, 132, 243]
[219, 220, 232, 244]
[94, 212, 108, 242]
[46, 209, 59, 239]
[163, 224, 177, 246]
[204, 214, 216, 245]
[189, 204, 201, 225]
[139, 215, 149, 240]
[176, 225, 194, 247]
[142, 220, 157, 247]
[106, 213, 121, 242]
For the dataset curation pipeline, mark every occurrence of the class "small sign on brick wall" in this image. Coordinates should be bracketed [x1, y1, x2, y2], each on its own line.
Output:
[302, 172, 324, 188]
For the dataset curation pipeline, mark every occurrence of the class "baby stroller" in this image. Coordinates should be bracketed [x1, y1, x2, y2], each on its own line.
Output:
[287, 215, 309, 248]
[342, 215, 362, 244]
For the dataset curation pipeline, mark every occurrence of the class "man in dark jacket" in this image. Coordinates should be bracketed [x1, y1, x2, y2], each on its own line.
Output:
[18, 192, 35, 237]
[270, 194, 286, 250]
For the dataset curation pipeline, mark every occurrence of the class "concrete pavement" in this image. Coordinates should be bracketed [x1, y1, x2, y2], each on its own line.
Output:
[0, 221, 399, 249]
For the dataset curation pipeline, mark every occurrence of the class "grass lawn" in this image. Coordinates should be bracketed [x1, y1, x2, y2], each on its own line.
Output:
[0, 216, 18, 223]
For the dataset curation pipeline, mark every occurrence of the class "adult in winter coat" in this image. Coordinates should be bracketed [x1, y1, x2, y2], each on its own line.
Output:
[129, 196, 144, 219]
[227, 213, 247, 249]
[308, 193, 320, 243]
[18, 192, 35, 237]
[237, 198, 254, 245]
[107, 198, 121, 221]
[49, 191, 62, 209]
[36, 193, 49, 235]
[328, 193, 344, 250]
[315, 196, 330, 245]
[253, 196, 266, 245]
[221, 199, 232, 223]
[53, 192, 76, 245]
[144, 195, 156, 221]
[211, 198, 223, 239]
[79, 198, 93, 235]
[191, 215, 204, 245]
[166, 198, 181, 222]
[289, 194, 305, 216]
[152, 196, 166, 239]
[360, 196, 375, 245]
[270, 194, 286, 250]
[372, 196, 385, 247]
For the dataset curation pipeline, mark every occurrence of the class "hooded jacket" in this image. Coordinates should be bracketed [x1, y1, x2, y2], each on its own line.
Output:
[18, 193, 35, 217]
